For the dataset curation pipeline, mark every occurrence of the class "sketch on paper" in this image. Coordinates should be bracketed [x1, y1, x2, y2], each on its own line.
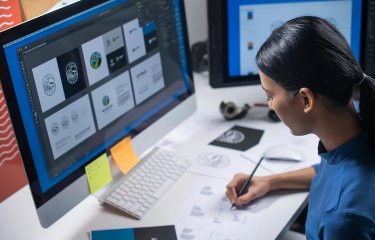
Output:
[197, 152, 231, 168]
[175, 177, 266, 240]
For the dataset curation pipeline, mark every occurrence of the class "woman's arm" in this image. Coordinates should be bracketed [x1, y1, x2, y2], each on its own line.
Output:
[226, 166, 316, 207]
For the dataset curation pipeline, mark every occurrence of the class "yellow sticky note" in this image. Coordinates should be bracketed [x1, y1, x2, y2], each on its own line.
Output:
[85, 153, 113, 194]
[110, 136, 140, 174]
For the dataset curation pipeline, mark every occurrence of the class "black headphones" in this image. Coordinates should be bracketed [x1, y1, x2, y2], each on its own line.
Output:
[219, 101, 280, 122]
[219, 101, 250, 120]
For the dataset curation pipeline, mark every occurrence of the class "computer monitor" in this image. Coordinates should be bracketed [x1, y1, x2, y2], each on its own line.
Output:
[208, 0, 363, 88]
[0, 0, 195, 228]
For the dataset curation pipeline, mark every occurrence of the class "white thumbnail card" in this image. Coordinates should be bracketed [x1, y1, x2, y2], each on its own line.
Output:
[81, 35, 110, 85]
[91, 71, 135, 130]
[44, 95, 96, 159]
[32, 58, 66, 112]
[130, 52, 165, 104]
[123, 18, 146, 63]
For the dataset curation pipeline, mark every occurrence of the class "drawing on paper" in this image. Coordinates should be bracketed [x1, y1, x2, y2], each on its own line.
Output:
[175, 178, 264, 239]
[197, 152, 230, 168]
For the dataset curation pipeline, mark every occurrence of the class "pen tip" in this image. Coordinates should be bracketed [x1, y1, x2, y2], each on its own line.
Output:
[230, 204, 235, 211]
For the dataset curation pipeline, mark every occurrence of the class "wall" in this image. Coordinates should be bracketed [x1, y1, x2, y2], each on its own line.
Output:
[184, 0, 208, 46]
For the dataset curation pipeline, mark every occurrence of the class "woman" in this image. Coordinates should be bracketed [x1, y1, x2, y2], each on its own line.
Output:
[226, 16, 375, 239]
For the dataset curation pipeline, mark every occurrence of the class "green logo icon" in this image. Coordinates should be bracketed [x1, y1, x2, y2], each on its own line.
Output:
[90, 52, 102, 69]
[102, 95, 110, 106]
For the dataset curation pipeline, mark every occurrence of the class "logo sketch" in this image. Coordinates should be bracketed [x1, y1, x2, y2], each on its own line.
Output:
[71, 110, 79, 123]
[51, 122, 59, 135]
[197, 152, 230, 168]
[42, 74, 56, 96]
[65, 62, 78, 84]
[61, 116, 69, 129]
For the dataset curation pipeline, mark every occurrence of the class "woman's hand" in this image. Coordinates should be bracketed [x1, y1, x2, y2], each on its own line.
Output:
[226, 173, 272, 208]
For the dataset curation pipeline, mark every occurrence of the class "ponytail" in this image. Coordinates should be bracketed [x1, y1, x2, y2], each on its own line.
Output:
[359, 74, 375, 148]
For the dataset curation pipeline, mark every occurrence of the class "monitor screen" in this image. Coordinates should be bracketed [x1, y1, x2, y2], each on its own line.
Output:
[208, 0, 363, 88]
[0, 0, 195, 227]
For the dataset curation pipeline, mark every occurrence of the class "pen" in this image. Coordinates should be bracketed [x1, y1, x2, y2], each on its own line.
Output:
[230, 156, 265, 210]
[263, 157, 301, 162]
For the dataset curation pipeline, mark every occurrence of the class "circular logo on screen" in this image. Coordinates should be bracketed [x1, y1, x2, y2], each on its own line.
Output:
[65, 62, 78, 84]
[71, 110, 79, 123]
[42, 74, 56, 96]
[90, 52, 102, 69]
[61, 116, 69, 129]
[102, 95, 110, 107]
[51, 122, 59, 135]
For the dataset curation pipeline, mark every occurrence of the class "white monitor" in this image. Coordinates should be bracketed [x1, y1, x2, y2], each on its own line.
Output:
[0, 0, 195, 228]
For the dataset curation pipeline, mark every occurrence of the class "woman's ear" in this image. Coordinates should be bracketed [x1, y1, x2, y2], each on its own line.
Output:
[298, 87, 315, 113]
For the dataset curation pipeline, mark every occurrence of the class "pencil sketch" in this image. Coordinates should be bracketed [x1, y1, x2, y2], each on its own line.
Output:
[179, 228, 195, 240]
[197, 152, 231, 168]
[200, 186, 214, 195]
[175, 177, 264, 239]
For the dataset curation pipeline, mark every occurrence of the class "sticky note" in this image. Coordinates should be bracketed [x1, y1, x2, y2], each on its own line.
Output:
[85, 154, 113, 194]
[110, 136, 140, 174]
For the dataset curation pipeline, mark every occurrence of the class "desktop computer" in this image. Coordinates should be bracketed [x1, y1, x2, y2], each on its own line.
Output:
[208, 0, 364, 88]
[0, 0, 195, 228]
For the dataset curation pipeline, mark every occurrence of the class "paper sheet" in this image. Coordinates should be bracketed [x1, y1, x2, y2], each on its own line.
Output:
[158, 112, 224, 150]
[174, 143, 264, 180]
[174, 175, 270, 240]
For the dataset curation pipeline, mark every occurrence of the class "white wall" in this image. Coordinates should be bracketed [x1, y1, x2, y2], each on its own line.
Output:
[184, 0, 208, 46]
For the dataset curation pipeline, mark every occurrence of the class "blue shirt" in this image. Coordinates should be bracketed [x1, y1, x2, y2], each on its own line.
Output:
[306, 135, 375, 239]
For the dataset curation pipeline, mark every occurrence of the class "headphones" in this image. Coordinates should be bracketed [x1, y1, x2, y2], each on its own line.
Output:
[219, 101, 250, 120]
[219, 101, 281, 122]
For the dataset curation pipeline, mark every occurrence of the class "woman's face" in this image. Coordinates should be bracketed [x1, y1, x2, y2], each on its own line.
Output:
[259, 70, 312, 136]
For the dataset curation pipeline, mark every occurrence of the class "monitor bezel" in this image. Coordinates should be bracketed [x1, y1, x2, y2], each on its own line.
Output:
[0, 0, 195, 227]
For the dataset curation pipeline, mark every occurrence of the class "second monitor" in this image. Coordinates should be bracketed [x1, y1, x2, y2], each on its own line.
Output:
[208, 0, 363, 88]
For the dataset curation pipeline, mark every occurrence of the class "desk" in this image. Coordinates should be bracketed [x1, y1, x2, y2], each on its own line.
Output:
[0, 73, 319, 240]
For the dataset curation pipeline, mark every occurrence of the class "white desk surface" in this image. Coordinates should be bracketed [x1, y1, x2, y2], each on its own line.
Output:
[0, 73, 320, 240]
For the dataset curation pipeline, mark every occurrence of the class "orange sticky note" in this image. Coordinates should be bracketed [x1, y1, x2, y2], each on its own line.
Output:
[85, 154, 112, 194]
[110, 136, 140, 174]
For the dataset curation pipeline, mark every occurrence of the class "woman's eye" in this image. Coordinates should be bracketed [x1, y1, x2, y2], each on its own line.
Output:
[267, 96, 273, 101]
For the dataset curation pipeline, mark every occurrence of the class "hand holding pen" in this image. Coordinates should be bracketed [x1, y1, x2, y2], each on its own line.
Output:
[226, 157, 269, 209]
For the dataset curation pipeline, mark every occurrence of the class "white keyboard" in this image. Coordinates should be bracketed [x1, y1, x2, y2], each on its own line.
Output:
[99, 146, 193, 219]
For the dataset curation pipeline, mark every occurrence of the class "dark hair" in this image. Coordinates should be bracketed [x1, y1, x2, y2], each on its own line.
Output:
[256, 16, 375, 147]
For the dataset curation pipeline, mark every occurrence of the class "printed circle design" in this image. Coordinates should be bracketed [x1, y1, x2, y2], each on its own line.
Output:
[71, 110, 79, 123]
[217, 130, 245, 144]
[51, 122, 59, 135]
[90, 52, 102, 69]
[61, 116, 69, 129]
[42, 74, 56, 96]
[197, 152, 230, 168]
[102, 95, 110, 107]
[65, 62, 78, 84]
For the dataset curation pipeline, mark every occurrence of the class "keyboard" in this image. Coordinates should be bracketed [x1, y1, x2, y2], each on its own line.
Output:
[99, 146, 193, 219]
